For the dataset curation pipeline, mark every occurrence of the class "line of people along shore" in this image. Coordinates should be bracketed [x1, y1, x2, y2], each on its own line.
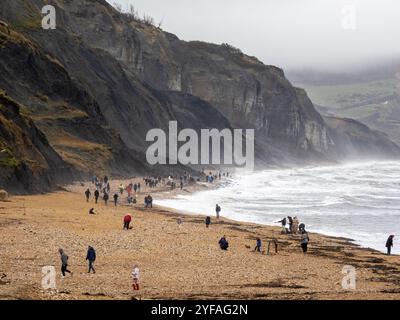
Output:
[215, 214, 310, 254]
[84, 170, 228, 210]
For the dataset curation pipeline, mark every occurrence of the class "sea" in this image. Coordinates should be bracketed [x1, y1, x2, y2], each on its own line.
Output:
[155, 161, 400, 252]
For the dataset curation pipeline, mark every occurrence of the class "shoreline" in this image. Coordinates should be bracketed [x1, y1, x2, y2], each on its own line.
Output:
[152, 178, 388, 255]
[1, 177, 400, 299]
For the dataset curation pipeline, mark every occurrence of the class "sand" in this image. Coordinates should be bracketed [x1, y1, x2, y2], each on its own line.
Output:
[1, 178, 400, 300]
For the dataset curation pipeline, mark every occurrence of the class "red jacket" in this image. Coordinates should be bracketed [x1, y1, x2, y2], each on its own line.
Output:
[124, 215, 132, 223]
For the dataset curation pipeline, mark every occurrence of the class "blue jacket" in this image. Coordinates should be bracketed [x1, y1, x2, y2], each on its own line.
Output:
[86, 247, 96, 261]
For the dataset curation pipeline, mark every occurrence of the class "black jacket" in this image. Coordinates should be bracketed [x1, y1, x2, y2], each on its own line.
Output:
[386, 237, 394, 247]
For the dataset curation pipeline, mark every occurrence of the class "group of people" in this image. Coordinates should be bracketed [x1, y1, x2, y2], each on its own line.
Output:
[85, 177, 148, 207]
[277, 216, 305, 235]
[80, 171, 313, 295]
[167, 174, 189, 190]
[144, 177, 160, 188]
[201, 170, 230, 184]
[58, 247, 140, 291]
[58, 246, 96, 277]
[125, 182, 140, 197]
[144, 195, 153, 208]
[276, 216, 309, 253]
[143, 174, 192, 191]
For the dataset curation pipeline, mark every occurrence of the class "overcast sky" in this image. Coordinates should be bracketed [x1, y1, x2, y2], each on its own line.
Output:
[107, 0, 400, 72]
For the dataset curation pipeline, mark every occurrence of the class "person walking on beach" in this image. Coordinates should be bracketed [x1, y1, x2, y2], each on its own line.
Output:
[205, 216, 211, 228]
[215, 204, 221, 219]
[94, 189, 100, 204]
[254, 238, 262, 252]
[58, 248, 72, 278]
[113, 193, 119, 206]
[132, 264, 140, 291]
[86, 246, 96, 274]
[123, 214, 132, 230]
[103, 193, 109, 205]
[219, 235, 229, 250]
[106, 182, 111, 194]
[300, 231, 310, 254]
[386, 235, 394, 255]
[85, 189, 91, 202]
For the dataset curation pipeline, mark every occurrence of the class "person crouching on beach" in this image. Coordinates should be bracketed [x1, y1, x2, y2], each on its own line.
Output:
[205, 216, 211, 228]
[386, 235, 394, 255]
[300, 231, 309, 254]
[219, 235, 229, 250]
[132, 264, 140, 291]
[177, 217, 183, 227]
[123, 214, 132, 230]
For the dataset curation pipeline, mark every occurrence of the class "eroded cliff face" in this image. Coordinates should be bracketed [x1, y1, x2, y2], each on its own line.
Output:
[0, 91, 77, 193]
[52, 1, 330, 157]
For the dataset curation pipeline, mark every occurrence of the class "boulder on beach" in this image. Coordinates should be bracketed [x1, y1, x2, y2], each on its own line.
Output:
[0, 189, 8, 201]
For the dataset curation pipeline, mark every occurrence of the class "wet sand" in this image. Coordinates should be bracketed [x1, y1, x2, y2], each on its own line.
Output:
[1, 178, 400, 300]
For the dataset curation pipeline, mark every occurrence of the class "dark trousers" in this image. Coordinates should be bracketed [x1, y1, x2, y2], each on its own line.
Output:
[145, 202, 152, 208]
[254, 245, 261, 252]
[61, 264, 71, 276]
[88, 260, 95, 273]
[387, 246, 391, 255]
[301, 243, 308, 253]
[95, 196, 98, 203]
[124, 221, 130, 230]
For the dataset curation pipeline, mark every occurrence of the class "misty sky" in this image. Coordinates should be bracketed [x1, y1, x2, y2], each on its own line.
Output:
[107, 0, 400, 72]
